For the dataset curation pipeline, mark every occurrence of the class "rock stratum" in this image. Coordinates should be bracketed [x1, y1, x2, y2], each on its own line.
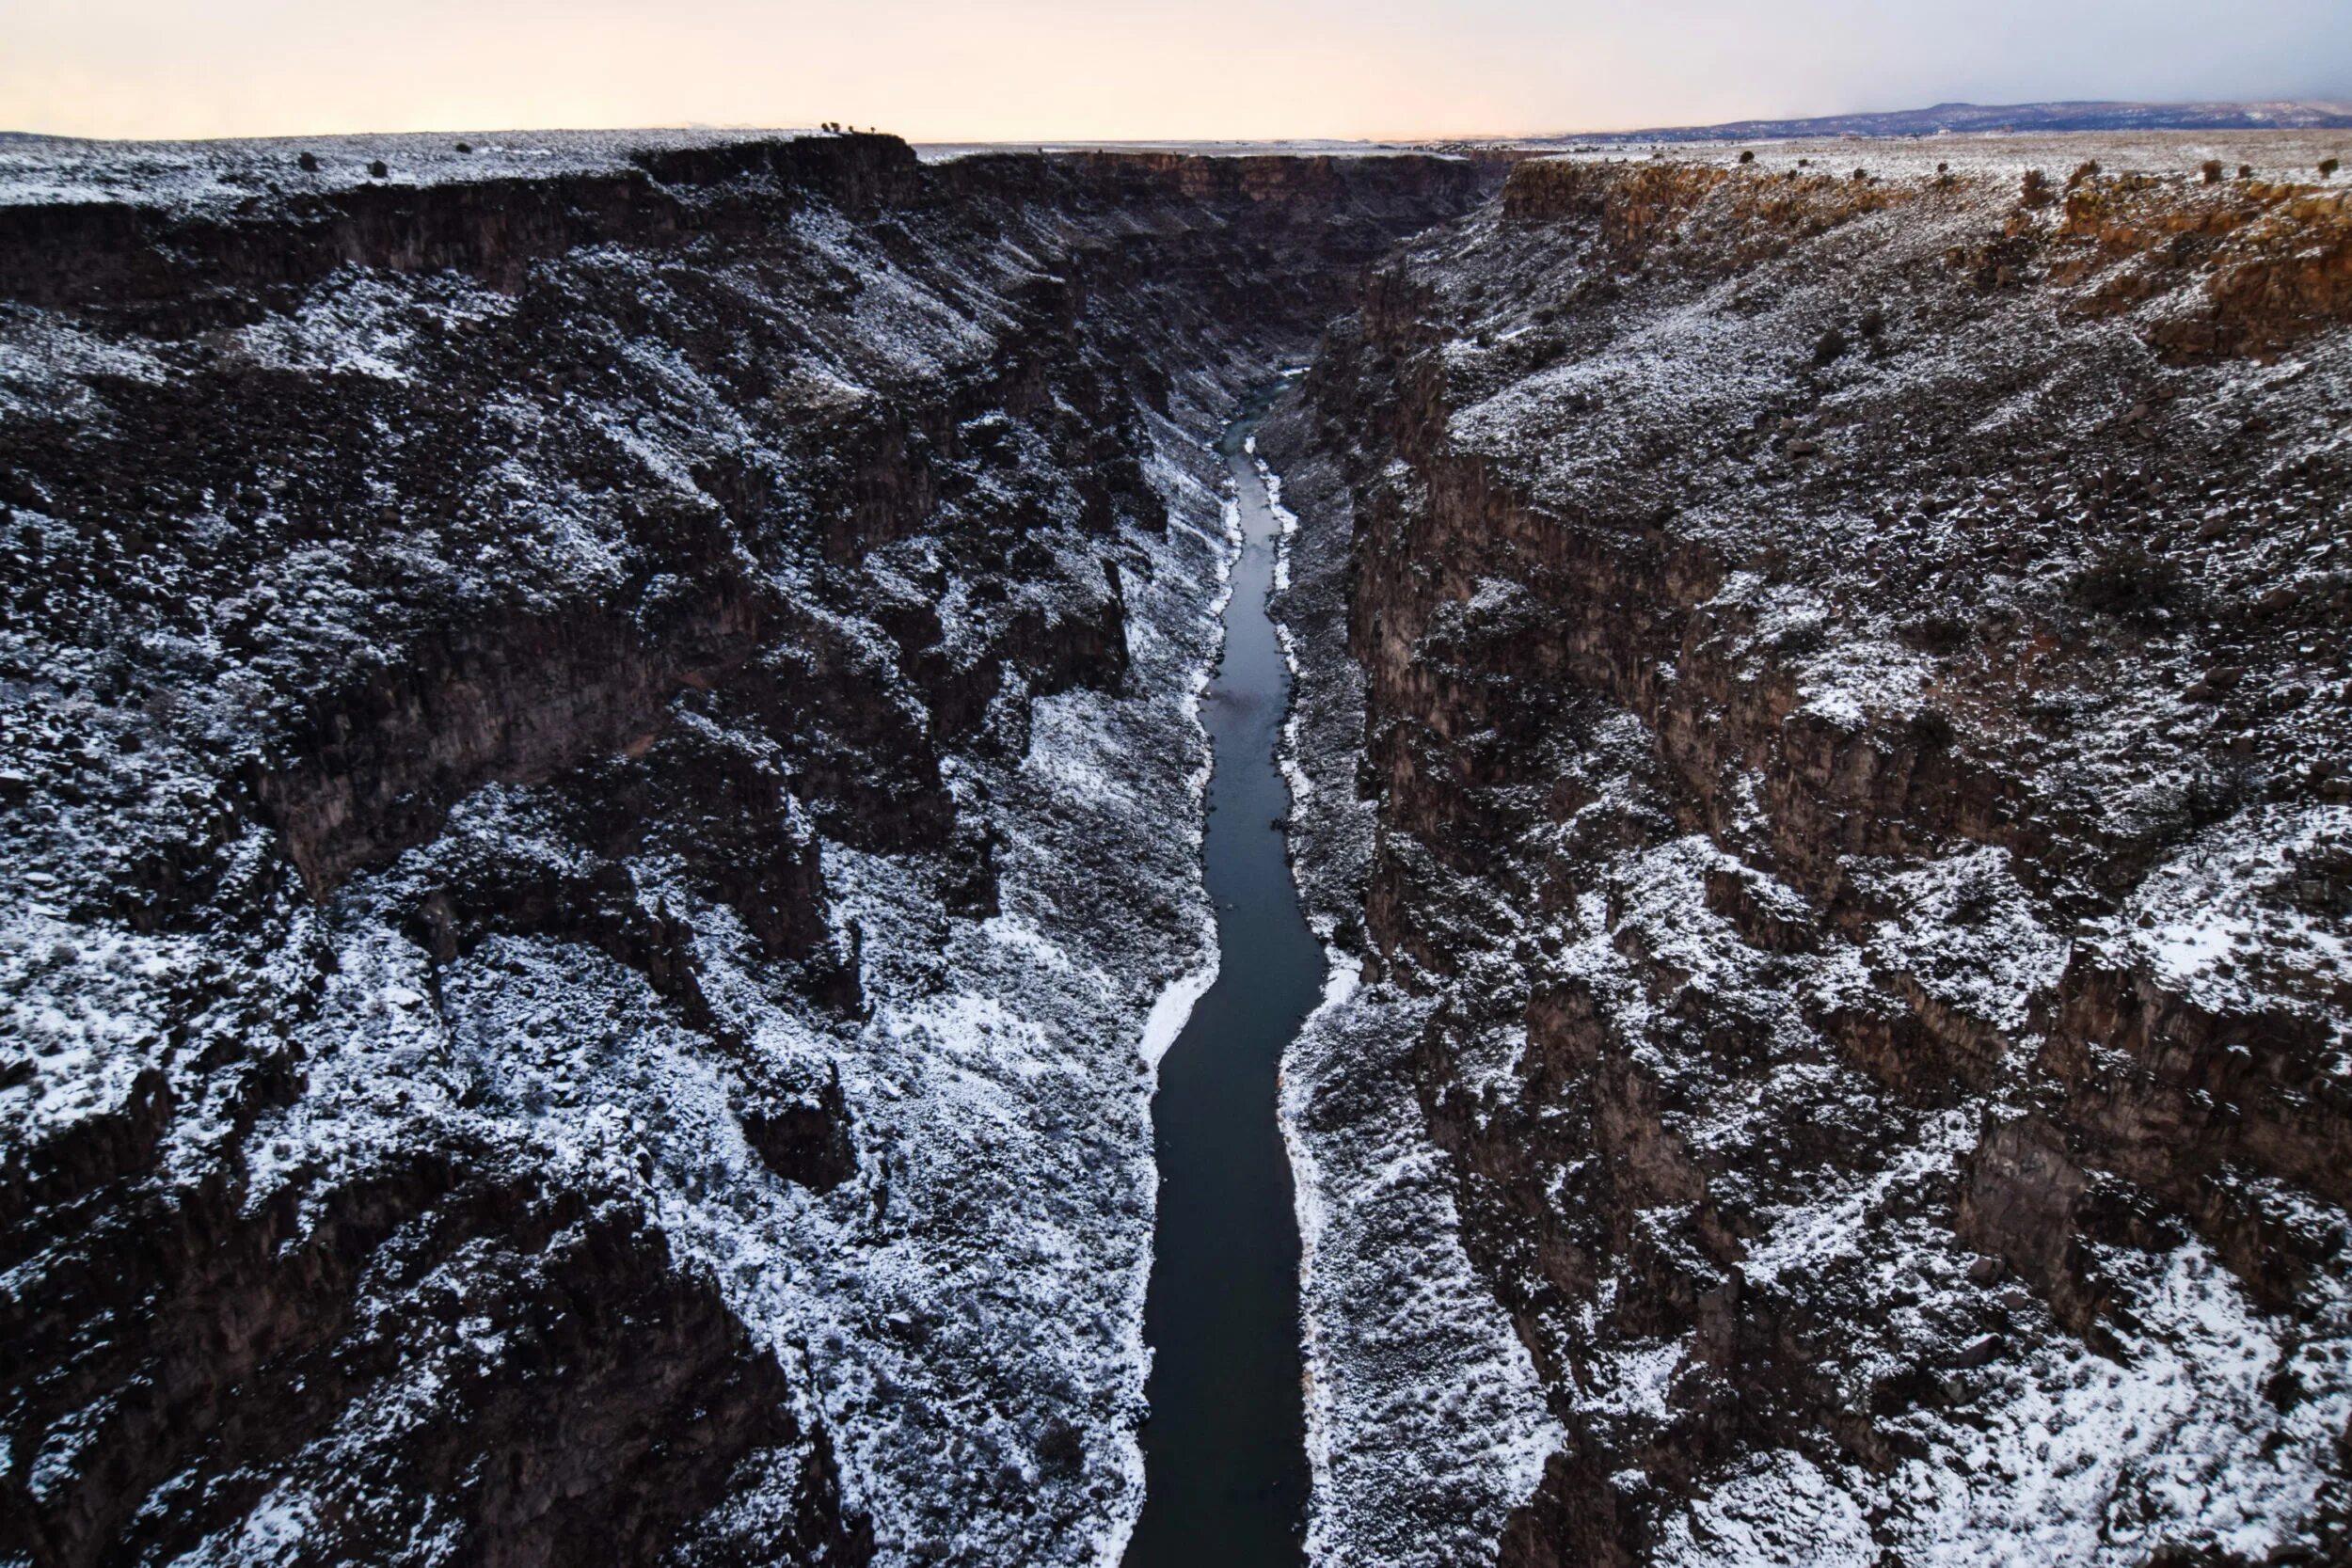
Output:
[0, 130, 1494, 1568]
[1263, 138, 2352, 1566]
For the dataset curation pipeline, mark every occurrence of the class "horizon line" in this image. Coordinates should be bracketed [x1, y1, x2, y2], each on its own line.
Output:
[8, 94, 2350, 152]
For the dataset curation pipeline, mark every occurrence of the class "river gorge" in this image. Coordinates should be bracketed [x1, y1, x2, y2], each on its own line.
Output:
[2, 125, 2347, 1568]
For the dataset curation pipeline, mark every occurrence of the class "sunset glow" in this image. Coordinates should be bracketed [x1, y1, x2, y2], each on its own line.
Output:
[5, 0, 2347, 143]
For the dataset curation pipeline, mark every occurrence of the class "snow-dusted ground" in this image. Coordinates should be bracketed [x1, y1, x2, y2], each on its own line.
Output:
[1493, 129, 2352, 182]
[279, 422, 1242, 1566]
[0, 127, 818, 211]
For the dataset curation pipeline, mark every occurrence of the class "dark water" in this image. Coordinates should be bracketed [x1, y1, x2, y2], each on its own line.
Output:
[1125, 391, 1321, 1568]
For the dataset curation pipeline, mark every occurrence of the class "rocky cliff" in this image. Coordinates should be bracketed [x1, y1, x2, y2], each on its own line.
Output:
[1265, 135, 2352, 1566]
[0, 130, 1496, 1568]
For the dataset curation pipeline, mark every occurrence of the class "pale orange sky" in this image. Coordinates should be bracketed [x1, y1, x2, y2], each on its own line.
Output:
[4, 0, 2347, 143]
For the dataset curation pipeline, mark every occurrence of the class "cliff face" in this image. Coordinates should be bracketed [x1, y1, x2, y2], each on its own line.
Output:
[1266, 139, 2352, 1567]
[0, 131, 1496, 1568]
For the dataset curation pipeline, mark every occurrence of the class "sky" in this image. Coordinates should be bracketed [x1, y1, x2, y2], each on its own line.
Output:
[3, 0, 2348, 143]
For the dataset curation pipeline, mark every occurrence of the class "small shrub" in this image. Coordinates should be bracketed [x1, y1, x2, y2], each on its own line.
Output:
[2183, 756, 2257, 833]
[2071, 545, 2186, 626]
[297, 150, 318, 172]
[2323, 157, 2342, 180]
[368, 159, 388, 179]
[1739, 149, 1756, 164]
[1813, 326, 1850, 364]
[1772, 617, 1829, 657]
[453, 140, 472, 153]
[2020, 168, 2054, 207]
[1900, 613, 1973, 656]
[2201, 159, 2223, 183]
[1908, 706, 1957, 752]
[1036, 1417, 1086, 1479]
[2238, 163, 2254, 180]
[2066, 159, 2101, 190]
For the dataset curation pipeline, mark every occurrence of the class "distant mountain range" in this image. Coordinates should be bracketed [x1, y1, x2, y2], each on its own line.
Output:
[1541, 99, 2352, 144]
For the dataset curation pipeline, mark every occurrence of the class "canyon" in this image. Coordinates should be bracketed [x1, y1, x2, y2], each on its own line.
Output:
[1, 123, 2347, 1568]
[0, 130, 1495, 1568]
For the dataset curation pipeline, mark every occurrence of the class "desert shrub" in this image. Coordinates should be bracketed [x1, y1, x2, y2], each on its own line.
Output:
[1899, 613, 1974, 656]
[1036, 1418, 1085, 1478]
[2071, 545, 2188, 626]
[2201, 159, 2223, 183]
[2183, 756, 2259, 833]
[1908, 706, 1957, 752]
[1772, 617, 1829, 657]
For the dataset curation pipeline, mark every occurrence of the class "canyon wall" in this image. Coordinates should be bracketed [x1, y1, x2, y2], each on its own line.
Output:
[0, 131, 1496, 1568]
[12, 119, 2348, 1568]
[1266, 140, 2352, 1566]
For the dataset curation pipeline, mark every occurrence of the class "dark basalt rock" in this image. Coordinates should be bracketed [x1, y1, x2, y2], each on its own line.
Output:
[0, 1113, 854, 1568]
[740, 1069, 859, 1194]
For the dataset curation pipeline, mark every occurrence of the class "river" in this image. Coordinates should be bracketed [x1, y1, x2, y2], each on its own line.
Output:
[1124, 388, 1321, 1568]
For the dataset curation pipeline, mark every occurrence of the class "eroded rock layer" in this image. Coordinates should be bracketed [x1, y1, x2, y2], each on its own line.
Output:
[1267, 137, 2352, 1566]
[0, 131, 1495, 1567]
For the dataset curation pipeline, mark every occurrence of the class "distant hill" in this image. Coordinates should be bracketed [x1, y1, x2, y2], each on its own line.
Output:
[1540, 99, 2352, 144]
